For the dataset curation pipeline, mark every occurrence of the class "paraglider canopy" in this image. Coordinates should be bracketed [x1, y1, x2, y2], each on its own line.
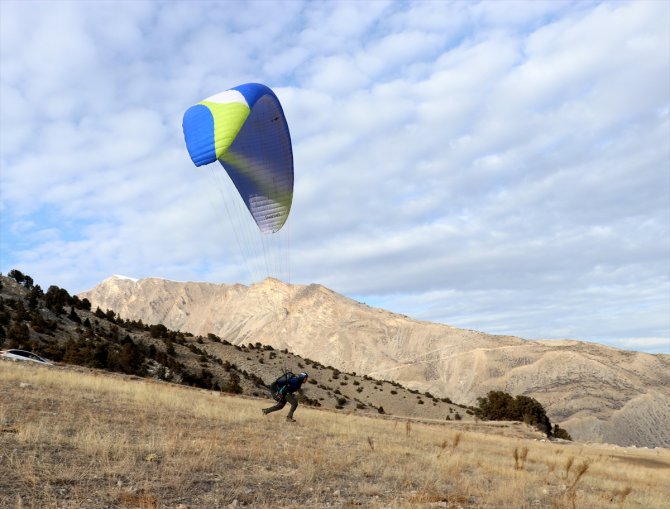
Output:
[183, 83, 294, 234]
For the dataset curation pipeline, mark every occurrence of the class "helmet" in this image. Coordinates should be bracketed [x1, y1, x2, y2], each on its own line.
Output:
[298, 372, 309, 381]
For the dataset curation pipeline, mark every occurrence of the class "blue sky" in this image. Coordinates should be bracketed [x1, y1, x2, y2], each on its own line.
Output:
[1, 0, 668, 354]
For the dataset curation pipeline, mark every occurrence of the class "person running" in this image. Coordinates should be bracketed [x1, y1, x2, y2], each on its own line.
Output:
[262, 371, 309, 422]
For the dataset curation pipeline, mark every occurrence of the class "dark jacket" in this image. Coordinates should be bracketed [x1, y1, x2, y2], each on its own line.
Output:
[284, 375, 305, 393]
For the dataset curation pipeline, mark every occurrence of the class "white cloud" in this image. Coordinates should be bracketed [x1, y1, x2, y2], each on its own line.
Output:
[1, 0, 668, 354]
[306, 54, 371, 95]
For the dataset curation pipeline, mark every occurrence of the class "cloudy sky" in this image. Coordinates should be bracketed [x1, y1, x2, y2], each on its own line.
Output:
[1, 1, 668, 354]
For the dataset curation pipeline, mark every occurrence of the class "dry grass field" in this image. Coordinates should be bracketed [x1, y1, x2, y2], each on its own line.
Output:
[1, 362, 668, 509]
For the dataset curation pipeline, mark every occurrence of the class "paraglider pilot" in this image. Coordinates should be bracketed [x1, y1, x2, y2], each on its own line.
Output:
[262, 372, 309, 422]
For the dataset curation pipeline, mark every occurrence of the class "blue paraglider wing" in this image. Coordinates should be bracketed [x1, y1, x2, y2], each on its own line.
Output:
[183, 83, 293, 234]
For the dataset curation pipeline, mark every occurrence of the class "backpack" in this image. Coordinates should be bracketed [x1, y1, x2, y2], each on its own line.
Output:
[270, 371, 294, 400]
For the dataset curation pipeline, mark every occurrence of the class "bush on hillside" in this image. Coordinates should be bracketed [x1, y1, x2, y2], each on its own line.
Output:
[9, 269, 34, 289]
[475, 390, 571, 439]
[553, 424, 573, 441]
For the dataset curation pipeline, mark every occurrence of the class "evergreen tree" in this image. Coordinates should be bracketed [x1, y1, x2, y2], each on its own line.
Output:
[476, 390, 516, 420]
[68, 307, 82, 324]
[8, 269, 26, 285]
[150, 324, 168, 338]
[6, 320, 30, 346]
[514, 395, 551, 435]
[27, 285, 43, 310]
[79, 298, 92, 311]
[62, 339, 82, 365]
[13, 300, 28, 322]
[476, 390, 561, 438]
[92, 343, 110, 369]
[45, 286, 71, 314]
[553, 424, 572, 440]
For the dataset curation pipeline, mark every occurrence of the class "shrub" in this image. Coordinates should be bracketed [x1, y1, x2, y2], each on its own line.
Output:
[553, 424, 573, 441]
[8, 269, 30, 287]
[78, 298, 92, 311]
[27, 286, 44, 310]
[476, 390, 516, 420]
[475, 390, 557, 437]
[68, 307, 81, 324]
[45, 286, 72, 314]
[149, 324, 168, 338]
[221, 373, 243, 394]
[6, 321, 30, 344]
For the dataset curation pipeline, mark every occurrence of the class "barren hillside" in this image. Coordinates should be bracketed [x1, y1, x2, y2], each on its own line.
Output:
[80, 276, 670, 447]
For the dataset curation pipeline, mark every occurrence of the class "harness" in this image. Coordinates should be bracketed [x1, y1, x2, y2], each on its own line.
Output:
[271, 371, 294, 401]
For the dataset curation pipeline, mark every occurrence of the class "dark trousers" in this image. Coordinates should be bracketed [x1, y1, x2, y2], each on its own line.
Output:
[264, 393, 298, 418]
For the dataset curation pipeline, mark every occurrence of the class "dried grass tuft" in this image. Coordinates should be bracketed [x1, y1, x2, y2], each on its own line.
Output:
[514, 446, 529, 470]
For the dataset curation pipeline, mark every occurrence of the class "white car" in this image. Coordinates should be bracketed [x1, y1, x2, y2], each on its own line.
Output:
[0, 349, 53, 366]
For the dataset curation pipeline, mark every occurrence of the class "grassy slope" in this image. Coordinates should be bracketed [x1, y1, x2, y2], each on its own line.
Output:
[2, 362, 669, 509]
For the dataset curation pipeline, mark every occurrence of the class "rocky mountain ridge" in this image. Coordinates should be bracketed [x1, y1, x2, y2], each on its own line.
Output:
[79, 275, 670, 448]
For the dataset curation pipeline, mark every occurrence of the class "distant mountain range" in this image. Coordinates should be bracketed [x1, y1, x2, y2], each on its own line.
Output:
[80, 276, 670, 448]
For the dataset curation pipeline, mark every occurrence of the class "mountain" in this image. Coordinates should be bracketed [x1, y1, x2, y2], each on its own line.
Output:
[0, 273, 468, 421]
[79, 276, 670, 448]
